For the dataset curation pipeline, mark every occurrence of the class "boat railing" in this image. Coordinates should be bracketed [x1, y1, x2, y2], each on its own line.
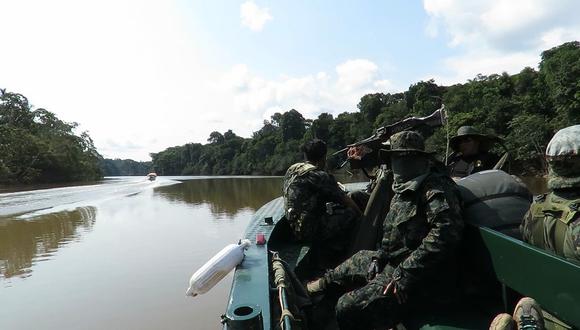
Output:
[475, 225, 580, 327]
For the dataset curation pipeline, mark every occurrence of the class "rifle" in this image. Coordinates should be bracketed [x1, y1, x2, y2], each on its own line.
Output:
[333, 106, 447, 171]
[343, 106, 447, 253]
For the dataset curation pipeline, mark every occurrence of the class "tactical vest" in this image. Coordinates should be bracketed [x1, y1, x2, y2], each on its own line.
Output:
[448, 152, 497, 178]
[449, 159, 474, 178]
[528, 192, 580, 256]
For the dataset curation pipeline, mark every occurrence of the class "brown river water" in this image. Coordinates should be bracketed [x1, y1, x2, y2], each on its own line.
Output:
[0, 175, 546, 330]
[0, 176, 283, 330]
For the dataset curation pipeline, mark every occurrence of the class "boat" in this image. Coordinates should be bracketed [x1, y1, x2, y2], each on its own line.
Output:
[147, 172, 157, 181]
[221, 170, 580, 329]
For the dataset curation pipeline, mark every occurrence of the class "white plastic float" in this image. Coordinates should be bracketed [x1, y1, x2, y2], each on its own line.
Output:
[186, 239, 251, 297]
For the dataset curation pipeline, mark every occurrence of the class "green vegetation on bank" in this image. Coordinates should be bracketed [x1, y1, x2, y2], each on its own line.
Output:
[99, 158, 152, 176]
[0, 90, 102, 184]
[2, 42, 578, 182]
[151, 42, 580, 176]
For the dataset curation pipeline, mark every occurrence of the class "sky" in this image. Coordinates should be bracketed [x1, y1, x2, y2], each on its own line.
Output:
[1, 0, 579, 161]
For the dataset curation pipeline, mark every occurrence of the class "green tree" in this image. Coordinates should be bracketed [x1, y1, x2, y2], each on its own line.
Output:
[279, 109, 306, 142]
[149, 41, 580, 178]
[0, 90, 102, 184]
[539, 41, 580, 127]
[207, 131, 225, 144]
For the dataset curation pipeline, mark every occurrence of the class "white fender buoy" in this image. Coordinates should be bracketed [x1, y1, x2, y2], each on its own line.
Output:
[185, 239, 251, 297]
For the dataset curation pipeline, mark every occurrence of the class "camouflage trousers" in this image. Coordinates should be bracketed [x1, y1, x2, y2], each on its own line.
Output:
[317, 208, 358, 241]
[294, 209, 359, 280]
[325, 250, 409, 330]
[348, 189, 371, 213]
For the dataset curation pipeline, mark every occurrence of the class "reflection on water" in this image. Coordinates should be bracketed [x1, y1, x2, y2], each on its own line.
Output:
[155, 177, 282, 217]
[0, 177, 282, 285]
[0, 207, 97, 280]
[0, 176, 284, 330]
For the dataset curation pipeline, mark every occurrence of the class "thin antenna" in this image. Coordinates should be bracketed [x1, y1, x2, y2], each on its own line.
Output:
[428, 96, 450, 165]
[444, 107, 451, 165]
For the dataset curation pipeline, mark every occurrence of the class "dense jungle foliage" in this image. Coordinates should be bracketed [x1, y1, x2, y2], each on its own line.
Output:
[99, 158, 152, 176]
[151, 42, 580, 176]
[2, 42, 578, 182]
[0, 90, 102, 184]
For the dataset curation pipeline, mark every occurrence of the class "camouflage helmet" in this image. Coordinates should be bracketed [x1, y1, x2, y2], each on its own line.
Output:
[546, 125, 580, 189]
[384, 130, 435, 155]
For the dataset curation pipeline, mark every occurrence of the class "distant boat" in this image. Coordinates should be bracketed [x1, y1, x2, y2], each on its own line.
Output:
[147, 173, 157, 181]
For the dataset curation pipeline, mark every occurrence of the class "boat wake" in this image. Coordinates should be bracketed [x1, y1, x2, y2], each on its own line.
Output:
[0, 177, 181, 219]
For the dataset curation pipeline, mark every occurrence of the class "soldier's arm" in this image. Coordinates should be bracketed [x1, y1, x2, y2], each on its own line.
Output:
[563, 219, 580, 263]
[342, 194, 362, 215]
[520, 208, 534, 243]
[392, 184, 464, 292]
[313, 171, 361, 214]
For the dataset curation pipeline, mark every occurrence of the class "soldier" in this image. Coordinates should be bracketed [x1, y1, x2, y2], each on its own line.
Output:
[283, 139, 361, 276]
[521, 124, 580, 262]
[489, 125, 580, 330]
[307, 131, 464, 330]
[447, 126, 502, 178]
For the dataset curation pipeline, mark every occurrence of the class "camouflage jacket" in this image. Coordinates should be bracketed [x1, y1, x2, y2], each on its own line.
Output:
[379, 171, 464, 293]
[521, 190, 580, 262]
[446, 151, 499, 178]
[283, 162, 347, 240]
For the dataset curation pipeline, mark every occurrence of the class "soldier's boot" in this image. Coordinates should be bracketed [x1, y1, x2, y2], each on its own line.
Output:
[513, 297, 545, 330]
[490, 313, 514, 330]
[306, 277, 328, 295]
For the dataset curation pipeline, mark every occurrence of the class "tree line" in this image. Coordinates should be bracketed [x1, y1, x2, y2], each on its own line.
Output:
[151, 42, 580, 176]
[1, 41, 578, 183]
[99, 158, 152, 176]
[0, 90, 102, 184]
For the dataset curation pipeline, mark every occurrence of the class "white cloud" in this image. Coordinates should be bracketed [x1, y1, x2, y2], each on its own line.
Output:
[0, 1, 391, 161]
[336, 59, 379, 93]
[0, 0, 227, 161]
[423, 0, 580, 83]
[221, 59, 394, 127]
[428, 51, 538, 85]
[240, 1, 272, 32]
[374, 80, 393, 91]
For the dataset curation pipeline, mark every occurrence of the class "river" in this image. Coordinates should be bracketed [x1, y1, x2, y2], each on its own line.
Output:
[0, 175, 547, 330]
[0, 176, 283, 330]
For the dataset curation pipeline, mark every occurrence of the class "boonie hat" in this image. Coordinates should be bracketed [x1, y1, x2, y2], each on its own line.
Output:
[449, 126, 502, 151]
[384, 131, 435, 155]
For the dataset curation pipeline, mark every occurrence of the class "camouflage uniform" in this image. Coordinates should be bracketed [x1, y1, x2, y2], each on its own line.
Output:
[447, 151, 499, 177]
[322, 132, 464, 330]
[283, 162, 356, 243]
[446, 126, 502, 178]
[521, 125, 580, 262]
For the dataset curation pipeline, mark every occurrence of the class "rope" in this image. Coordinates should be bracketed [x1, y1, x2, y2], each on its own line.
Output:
[279, 307, 296, 329]
[280, 309, 295, 320]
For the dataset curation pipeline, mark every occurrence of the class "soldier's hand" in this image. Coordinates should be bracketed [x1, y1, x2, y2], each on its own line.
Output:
[382, 279, 407, 304]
